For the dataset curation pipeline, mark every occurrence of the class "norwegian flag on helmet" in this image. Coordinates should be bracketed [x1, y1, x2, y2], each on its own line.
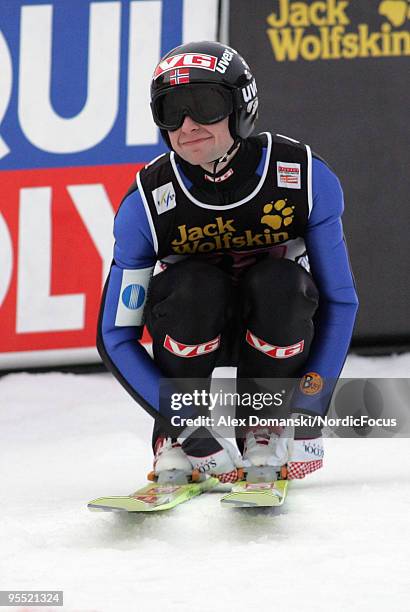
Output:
[169, 68, 190, 86]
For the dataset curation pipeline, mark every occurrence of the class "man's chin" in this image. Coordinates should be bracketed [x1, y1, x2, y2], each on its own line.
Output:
[177, 150, 215, 166]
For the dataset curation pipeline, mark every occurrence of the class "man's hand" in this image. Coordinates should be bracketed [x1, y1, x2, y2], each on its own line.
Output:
[178, 427, 243, 483]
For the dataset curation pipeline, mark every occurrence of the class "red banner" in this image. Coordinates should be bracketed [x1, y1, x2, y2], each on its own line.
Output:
[0, 163, 145, 362]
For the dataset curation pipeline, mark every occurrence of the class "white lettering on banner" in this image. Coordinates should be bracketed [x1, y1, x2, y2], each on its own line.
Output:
[17, 187, 85, 333]
[0, 31, 12, 159]
[182, 0, 219, 42]
[18, 3, 121, 153]
[1, 2, 218, 160]
[127, 1, 162, 145]
[67, 184, 115, 285]
[0, 213, 13, 308]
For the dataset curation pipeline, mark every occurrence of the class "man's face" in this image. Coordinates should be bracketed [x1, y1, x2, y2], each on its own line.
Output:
[168, 115, 233, 166]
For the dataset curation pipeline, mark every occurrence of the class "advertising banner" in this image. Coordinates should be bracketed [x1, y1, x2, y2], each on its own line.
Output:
[0, 0, 218, 368]
[229, 0, 410, 346]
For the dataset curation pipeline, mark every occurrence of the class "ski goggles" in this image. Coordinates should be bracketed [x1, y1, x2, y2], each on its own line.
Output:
[151, 84, 233, 131]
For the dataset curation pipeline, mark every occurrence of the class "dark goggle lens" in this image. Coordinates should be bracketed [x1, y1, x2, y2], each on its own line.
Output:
[153, 85, 233, 130]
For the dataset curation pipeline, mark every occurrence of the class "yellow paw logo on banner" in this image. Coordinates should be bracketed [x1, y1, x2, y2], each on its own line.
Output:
[261, 200, 295, 230]
[378, 0, 410, 27]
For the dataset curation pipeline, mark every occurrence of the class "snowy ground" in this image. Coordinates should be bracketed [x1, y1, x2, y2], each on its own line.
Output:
[1, 353, 409, 612]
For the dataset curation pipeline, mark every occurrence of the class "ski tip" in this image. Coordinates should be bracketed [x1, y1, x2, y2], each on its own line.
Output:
[221, 499, 259, 508]
[87, 503, 125, 512]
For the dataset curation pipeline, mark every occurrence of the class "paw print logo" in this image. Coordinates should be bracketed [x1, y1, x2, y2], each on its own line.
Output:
[378, 1, 410, 27]
[261, 200, 295, 230]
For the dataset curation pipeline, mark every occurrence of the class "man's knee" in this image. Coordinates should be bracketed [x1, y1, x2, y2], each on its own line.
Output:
[241, 258, 319, 321]
[146, 259, 231, 337]
[148, 260, 230, 311]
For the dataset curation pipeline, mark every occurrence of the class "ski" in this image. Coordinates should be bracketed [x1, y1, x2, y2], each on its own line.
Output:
[220, 466, 289, 508]
[88, 472, 219, 513]
[220, 479, 288, 507]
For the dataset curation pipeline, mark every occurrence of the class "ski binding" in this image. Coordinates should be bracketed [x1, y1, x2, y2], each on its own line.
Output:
[88, 470, 219, 513]
[220, 466, 288, 508]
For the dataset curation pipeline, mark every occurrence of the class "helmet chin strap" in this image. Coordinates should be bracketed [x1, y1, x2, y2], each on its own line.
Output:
[210, 137, 240, 191]
[211, 138, 240, 166]
[208, 138, 240, 204]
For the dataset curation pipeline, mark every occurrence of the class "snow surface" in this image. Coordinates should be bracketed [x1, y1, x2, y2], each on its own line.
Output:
[1, 353, 409, 612]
